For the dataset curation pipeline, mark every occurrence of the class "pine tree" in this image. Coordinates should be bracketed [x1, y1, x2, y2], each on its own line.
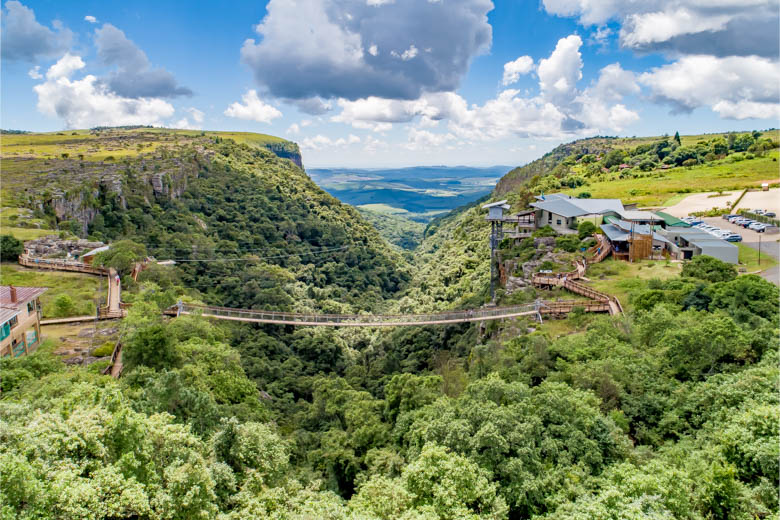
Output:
[674, 131, 681, 145]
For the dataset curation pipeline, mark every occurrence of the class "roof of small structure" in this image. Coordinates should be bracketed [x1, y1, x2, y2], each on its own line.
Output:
[664, 228, 738, 252]
[600, 224, 629, 242]
[81, 245, 109, 257]
[0, 286, 47, 307]
[0, 307, 20, 324]
[618, 210, 664, 222]
[601, 223, 671, 244]
[482, 200, 510, 209]
[654, 211, 691, 227]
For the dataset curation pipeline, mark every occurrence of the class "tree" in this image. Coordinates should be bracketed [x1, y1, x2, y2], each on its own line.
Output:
[577, 220, 597, 240]
[52, 294, 76, 317]
[92, 239, 147, 275]
[674, 131, 681, 145]
[123, 323, 180, 371]
[0, 234, 23, 261]
[682, 255, 737, 283]
[602, 149, 626, 168]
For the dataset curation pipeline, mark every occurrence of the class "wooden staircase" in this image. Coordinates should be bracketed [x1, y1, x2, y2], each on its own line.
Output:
[532, 234, 622, 315]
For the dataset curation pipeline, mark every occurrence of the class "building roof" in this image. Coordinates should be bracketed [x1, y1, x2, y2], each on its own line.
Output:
[0, 286, 47, 307]
[482, 200, 510, 209]
[601, 223, 670, 244]
[531, 193, 624, 218]
[81, 245, 109, 257]
[654, 211, 691, 227]
[600, 224, 629, 242]
[0, 307, 20, 324]
[663, 228, 738, 253]
[618, 210, 664, 222]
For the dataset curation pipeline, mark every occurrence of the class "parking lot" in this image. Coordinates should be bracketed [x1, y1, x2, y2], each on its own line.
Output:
[701, 216, 780, 284]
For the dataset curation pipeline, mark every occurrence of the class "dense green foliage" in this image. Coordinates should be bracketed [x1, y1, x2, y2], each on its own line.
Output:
[3, 260, 776, 518]
[357, 208, 426, 251]
[0, 234, 22, 261]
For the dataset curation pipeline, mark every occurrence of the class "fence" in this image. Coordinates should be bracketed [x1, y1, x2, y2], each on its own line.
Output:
[18, 254, 108, 276]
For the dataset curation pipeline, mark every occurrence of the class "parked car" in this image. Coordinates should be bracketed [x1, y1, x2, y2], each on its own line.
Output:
[765, 212, 776, 218]
[741, 220, 756, 228]
[722, 214, 739, 220]
[748, 222, 767, 232]
[728, 216, 745, 224]
[724, 234, 743, 242]
[754, 209, 765, 215]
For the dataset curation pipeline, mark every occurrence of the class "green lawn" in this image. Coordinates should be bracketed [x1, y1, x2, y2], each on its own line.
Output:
[0, 207, 62, 240]
[736, 242, 778, 274]
[0, 263, 100, 318]
[586, 258, 683, 312]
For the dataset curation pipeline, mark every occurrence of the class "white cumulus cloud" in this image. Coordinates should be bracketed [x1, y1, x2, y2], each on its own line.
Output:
[33, 53, 175, 128]
[301, 133, 361, 150]
[84, 15, 97, 23]
[639, 54, 780, 119]
[502, 55, 534, 86]
[224, 90, 282, 123]
[186, 107, 204, 123]
[537, 34, 582, 108]
[541, 0, 779, 58]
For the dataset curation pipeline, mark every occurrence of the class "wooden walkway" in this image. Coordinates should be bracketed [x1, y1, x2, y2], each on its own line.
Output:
[532, 234, 623, 315]
[18, 254, 108, 275]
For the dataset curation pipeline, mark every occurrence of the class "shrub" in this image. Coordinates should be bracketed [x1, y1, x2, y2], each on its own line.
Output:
[555, 235, 581, 253]
[538, 260, 555, 271]
[53, 294, 76, 317]
[0, 234, 23, 261]
[682, 255, 737, 283]
[92, 342, 115, 357]
[577, 221, 597, 240]
[532, 226, 557, 238]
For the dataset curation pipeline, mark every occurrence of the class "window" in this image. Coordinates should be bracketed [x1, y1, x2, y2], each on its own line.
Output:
[548, 213, 552, 223]
[0, 322, 10, 341]
[556, 219, 562, 225]
[27, 301, 35, 313]
[8, 316, 18, 329]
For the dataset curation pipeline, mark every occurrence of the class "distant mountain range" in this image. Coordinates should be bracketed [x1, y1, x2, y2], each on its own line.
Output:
[308, 165, 510, 220]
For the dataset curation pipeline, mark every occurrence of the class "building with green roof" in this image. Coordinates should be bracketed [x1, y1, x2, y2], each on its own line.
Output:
[654, 211, 691, 228]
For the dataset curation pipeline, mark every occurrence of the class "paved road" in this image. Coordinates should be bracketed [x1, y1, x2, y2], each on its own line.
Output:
[702, 217, 780, 285]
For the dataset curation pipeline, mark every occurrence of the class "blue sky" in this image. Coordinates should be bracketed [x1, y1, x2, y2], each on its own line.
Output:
[2, 0, 778, 168]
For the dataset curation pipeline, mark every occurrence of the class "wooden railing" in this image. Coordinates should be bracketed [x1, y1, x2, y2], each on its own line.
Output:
[531, 233, 621, 315]
[18, 254, 108, 275]
[102, 341, 123, 378]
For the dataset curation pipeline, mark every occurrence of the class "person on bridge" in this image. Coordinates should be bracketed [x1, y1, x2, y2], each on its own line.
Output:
[115, 274, 121, 285]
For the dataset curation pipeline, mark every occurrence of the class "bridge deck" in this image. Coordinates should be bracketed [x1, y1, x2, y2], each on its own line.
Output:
[165, 300, 610, 327]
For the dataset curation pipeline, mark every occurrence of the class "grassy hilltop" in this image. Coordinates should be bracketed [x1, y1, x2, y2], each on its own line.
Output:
[496, 130, 779, 206]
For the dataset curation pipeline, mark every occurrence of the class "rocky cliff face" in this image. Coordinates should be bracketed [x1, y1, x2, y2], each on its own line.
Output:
[3, 129, 305, 235]
[267, 145, 304, 169]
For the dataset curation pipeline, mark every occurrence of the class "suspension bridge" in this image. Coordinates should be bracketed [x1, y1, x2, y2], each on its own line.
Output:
[161, 298, 612, 327]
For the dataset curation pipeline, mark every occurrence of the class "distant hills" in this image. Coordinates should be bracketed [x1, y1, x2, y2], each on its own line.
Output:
[308, 165, 510, 220]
